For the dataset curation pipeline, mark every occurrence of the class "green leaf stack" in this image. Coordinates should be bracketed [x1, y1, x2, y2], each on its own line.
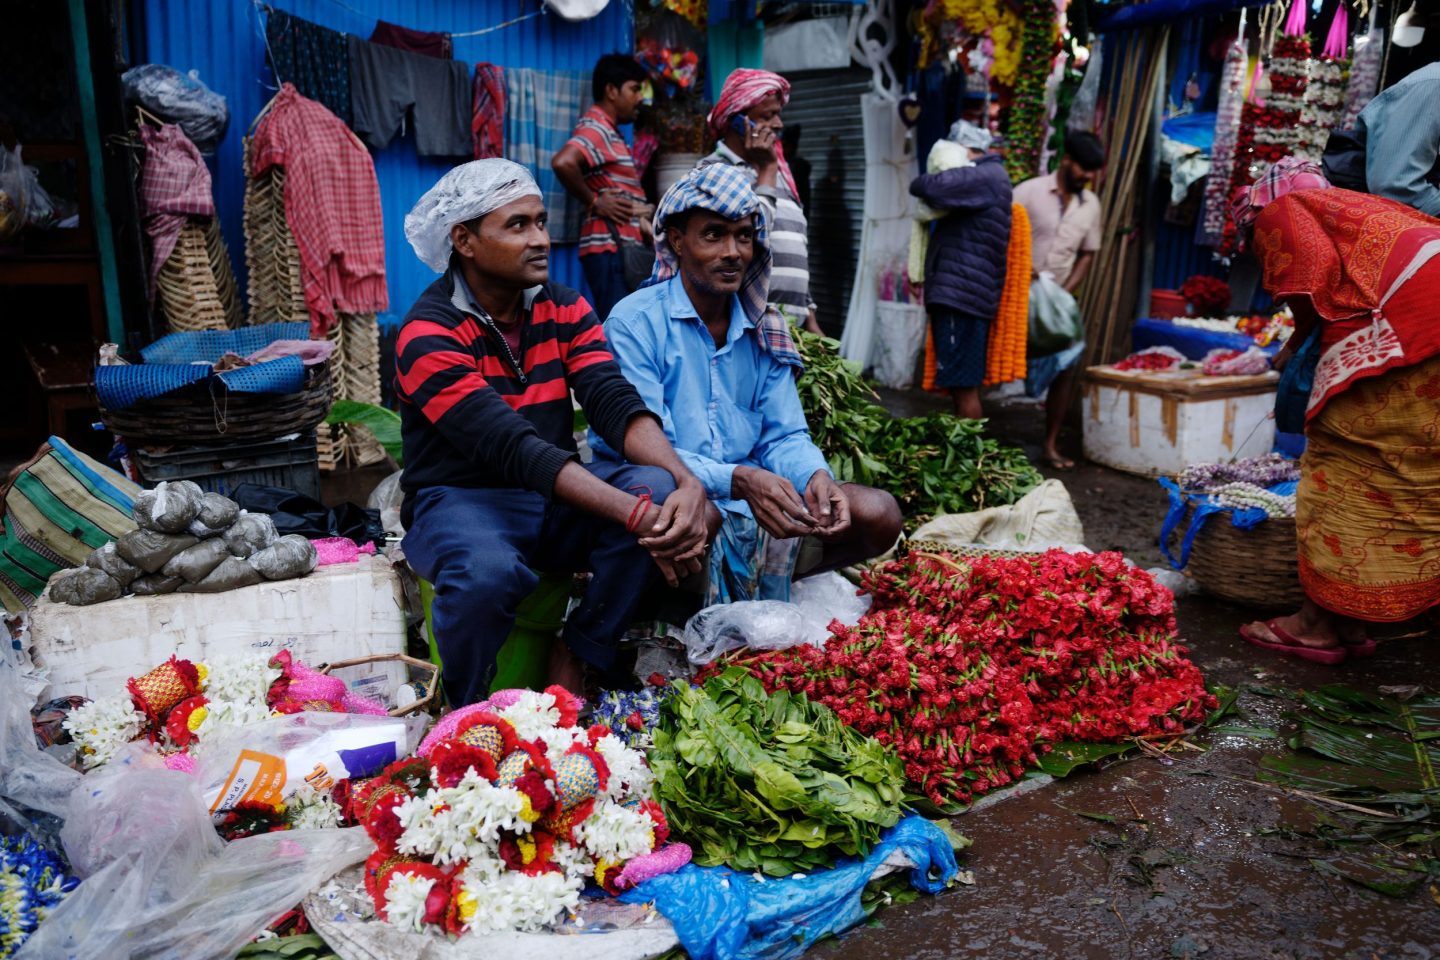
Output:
[793, 330, 1042, 519]
[650, 668, 907, 876]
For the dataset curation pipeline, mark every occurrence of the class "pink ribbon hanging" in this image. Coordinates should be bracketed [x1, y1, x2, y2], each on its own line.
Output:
[1322, 3, 1350, 58]
[1283, 0, 1308, 37]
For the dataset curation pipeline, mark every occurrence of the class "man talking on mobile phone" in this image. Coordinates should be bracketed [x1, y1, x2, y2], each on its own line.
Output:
[695, 69, 823, 336]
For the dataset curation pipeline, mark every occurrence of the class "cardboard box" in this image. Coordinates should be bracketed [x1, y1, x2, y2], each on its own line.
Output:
[29, 554, 409, 703]
[1082, 366, 1279, 478]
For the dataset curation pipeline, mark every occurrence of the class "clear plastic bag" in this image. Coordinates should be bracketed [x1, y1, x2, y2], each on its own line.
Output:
[790, 571, 870, 635]
[121, 64, 230, 154]
[367, 469, 405, 537]
[682, 601, 813, 666]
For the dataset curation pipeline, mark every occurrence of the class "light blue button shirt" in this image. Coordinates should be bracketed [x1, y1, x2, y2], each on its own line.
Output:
[591, 275, 831, 509]
[1356, 61, 1440, 217]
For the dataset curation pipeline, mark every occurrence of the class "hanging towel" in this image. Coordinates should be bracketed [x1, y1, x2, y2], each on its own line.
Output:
[250, 84, 388, 337]
[264, 8, 351, 126]
[472, 62, 505, 159]
[347, 35, 472, 158]
[503, 68, 588, 243]
[369, 19, 452, 59]
[138, 123, 214, 300]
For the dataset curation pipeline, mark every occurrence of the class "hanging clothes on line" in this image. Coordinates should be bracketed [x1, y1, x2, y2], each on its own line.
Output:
[264, 7, 352, 126]
[348, 35, 472, 158]
[370, 19, 453, 59]
[250, 84, 388, 337]
[504, 68, 588, 243]
[472, 62, 505, 160]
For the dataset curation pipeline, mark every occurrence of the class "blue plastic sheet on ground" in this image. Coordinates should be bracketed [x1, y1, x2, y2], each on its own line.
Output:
[619, 815, 957, 960]
[98, 323, 311, 409]
[1159, 477, 1299, 570]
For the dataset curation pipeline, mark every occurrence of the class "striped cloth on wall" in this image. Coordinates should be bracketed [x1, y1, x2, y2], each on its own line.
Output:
[0, 439, 140, 613]
[504, 68, 589, 245]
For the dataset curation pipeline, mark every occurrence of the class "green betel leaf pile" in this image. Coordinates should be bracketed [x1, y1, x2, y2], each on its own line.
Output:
[793, 330, 1042, 518]
[650, 668, 907, 876]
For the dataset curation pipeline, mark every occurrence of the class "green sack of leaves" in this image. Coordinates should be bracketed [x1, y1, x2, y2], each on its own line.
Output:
[650, 667, 907, 876]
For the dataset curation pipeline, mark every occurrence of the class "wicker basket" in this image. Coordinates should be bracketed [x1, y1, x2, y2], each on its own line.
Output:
[156, 219, 242, 333]
[320, 653, 440, 718]
[100, 362, 334, 446]
[1183, 512, 1304, 609]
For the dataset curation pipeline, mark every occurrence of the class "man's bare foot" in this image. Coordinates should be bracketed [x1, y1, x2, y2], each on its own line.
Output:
[1042, 446, 1075, 470]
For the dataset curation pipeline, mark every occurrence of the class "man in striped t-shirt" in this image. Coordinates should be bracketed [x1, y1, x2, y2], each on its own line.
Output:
[702, 68, 823, 335]
[553, 54, 652, 322]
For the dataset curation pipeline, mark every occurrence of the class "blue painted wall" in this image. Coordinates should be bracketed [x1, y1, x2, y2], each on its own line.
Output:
[141, 0, 633, 330]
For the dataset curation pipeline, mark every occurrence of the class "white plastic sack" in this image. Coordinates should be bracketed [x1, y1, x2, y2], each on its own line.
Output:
[908, 479, 1086, 552]
[871, 301, 927, 390]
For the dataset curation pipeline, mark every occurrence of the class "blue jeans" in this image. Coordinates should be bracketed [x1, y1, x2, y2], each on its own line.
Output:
[404, 460, 676, 706]
[581, 250, 630, 323]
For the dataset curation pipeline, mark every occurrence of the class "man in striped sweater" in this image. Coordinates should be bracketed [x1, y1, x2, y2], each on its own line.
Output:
[395, 160, 708, 706]
[702, 69, 825, 336]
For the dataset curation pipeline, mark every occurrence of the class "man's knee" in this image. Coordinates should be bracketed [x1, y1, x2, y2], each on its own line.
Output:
[846, 484, 904, 554]
[626, 464, 679, 504]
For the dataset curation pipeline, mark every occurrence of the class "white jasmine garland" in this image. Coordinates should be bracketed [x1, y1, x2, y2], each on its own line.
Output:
[593, 733, 654, 801]
[456, 869, 583, 934]
[287, 783, 343, 830]
[496, 690, 564, 741]
[383, 872, 437, 932]
[572, 800, 656, 863]
[63, 694, 146, 769]
[200, 654, 281, 704]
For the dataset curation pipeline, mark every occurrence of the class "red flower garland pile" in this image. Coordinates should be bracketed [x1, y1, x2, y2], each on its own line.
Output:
[713, 550, 1214, 807]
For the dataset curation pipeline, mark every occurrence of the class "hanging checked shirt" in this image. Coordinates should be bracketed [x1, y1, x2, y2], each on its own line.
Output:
[566, 106, 646, 256]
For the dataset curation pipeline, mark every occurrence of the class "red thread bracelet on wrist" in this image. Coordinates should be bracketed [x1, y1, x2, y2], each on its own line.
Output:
[626, 494, 653, 534]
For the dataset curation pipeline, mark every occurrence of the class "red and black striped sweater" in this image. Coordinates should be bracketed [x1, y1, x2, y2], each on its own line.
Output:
[395, 270, 650, 511]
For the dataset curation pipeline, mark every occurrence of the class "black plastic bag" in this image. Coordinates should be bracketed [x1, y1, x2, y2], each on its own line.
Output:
[232, 483, 384, 547]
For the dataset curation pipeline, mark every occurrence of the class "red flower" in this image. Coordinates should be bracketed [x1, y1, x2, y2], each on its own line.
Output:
[429, 741, 499, 788]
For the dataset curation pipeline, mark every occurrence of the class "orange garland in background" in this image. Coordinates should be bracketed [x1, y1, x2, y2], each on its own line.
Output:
[985, 203, 1031, 386]
[922, 202, 1032, 392]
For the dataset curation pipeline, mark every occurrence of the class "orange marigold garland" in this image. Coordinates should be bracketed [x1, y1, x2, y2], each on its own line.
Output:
[985, 203, 1032, 386]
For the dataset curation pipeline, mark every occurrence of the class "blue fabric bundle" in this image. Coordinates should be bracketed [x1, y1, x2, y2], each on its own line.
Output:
[97, 323, 311, 410]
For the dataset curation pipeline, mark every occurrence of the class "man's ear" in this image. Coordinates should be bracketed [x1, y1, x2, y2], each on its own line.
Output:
[450, 222, 474, 259]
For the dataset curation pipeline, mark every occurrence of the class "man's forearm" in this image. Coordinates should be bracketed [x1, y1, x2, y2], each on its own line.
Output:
[552, 152, 593, 207]
[622, 415, 702, 489]
[552, 460, 642, 527]
[1065, 253, 1095, 293]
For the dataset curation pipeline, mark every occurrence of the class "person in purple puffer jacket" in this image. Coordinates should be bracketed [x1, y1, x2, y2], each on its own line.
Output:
[909, 121, 1013, 420]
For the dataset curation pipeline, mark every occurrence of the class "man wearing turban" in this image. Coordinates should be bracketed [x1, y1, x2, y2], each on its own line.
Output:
[592, 164, 902, 605]
[395, 159, 708, 706]
[699, 68, 823, 335]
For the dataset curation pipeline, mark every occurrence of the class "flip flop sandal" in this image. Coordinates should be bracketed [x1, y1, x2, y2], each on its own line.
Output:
[1340, 636, 1378, 658]
[1239, 619, 1348, 665]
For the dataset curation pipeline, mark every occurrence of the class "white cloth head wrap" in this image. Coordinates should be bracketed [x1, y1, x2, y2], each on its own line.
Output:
[404, 159, 543, 272]
[947, 120, 993, 151]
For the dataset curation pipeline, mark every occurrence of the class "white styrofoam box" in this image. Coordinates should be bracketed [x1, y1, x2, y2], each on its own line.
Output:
[29, 554, 409, 704]
[1081, 366, 1279, 478]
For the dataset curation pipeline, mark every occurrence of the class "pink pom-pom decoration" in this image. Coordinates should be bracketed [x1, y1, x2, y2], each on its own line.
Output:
[614, 843, 693, 890]
[312, 537, 377, 567]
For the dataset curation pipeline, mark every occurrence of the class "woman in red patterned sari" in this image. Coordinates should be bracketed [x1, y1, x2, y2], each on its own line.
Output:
[1234, 158, 1440, 662]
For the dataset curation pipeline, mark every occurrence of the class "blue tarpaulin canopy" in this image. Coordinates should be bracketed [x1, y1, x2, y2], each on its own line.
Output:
[1098, 0, 1273, 32]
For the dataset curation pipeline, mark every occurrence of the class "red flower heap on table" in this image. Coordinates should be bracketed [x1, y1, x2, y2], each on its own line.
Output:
[719, 550, 1214, 806]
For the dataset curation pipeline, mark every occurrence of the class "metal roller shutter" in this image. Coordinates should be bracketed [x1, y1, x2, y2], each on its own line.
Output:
[781, 69, 871, 335]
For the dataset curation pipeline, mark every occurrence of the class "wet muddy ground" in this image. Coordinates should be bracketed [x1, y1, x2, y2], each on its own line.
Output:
[812, 390, 1440, 959]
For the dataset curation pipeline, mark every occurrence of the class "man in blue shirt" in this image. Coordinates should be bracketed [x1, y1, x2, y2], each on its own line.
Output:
[593, 164, 901, 602]
[1355, 61, 1440, 217]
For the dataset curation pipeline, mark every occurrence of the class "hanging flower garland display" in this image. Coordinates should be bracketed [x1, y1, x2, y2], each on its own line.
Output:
[1200, 32, 1250, 245]
[61, 651, 387, 770]
[918, 0, 1024, 87]
[1339, 22, 1384, 129]
[1003, 0, 1060, 182]
[1221, 33, 1312, 254]
[714, 550, 1215, 807]
[1295, 6, 1350, 161]
[356, 686, 686, 937]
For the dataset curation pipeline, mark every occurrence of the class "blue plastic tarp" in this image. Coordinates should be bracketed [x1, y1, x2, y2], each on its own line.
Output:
[1132, 317, 1281, 360]
[1159, 478, 1299, 570]
[619, 816, 958, 960]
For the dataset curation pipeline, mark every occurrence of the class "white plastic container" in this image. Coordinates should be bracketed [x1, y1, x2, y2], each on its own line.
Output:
[1081, 365, 1279, 477]
[28, 554, 409, 704]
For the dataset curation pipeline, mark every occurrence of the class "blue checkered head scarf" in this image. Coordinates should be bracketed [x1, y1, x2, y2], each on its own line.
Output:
[646, 163, 802, 368]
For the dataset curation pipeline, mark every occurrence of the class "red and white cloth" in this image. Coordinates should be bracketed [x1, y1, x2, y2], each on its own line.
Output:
[139, 123, 215, 300]
[250, 83, 388, 336]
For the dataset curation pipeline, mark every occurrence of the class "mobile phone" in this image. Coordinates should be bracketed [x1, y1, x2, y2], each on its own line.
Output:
[729, 114, 749, 137]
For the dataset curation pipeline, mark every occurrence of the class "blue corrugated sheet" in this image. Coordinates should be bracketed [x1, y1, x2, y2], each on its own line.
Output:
[1152, 216, 1225, 291]
[140, 0, 633, 331]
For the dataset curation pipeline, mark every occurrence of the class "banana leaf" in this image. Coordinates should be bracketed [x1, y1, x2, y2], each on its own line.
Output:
[325, 400, 402, 465]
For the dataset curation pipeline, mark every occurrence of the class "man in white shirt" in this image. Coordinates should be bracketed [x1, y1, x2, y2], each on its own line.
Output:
[1012, 131, 1105, 469]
